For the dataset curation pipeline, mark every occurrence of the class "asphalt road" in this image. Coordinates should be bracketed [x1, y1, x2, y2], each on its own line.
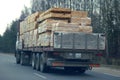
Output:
[0, 53, 120, 80]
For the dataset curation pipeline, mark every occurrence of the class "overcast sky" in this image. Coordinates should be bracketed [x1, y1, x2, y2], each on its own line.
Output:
[0, 0, 31, 35]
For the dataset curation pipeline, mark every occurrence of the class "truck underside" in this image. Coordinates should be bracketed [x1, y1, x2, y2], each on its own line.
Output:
[15, 48, 103, 73]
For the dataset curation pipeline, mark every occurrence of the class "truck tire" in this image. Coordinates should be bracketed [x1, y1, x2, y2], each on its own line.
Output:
[40, 54, 48, 73]
[32, 53, 36, 69]
[36, 53, 40, 71]
[20, 52, 30, 66]
[20, 52, 25, 65]
[16, 51, 20, 64]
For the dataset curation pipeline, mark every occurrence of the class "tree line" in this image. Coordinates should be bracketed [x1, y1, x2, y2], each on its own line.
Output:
[0, 0, 120, 59]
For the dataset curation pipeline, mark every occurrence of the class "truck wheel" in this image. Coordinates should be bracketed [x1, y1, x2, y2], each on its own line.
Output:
[32, 53, 36, 69]
[36, 53, 40, 71]
[20, 52, 25, 65]
[40, 54, 48, 73]
[16, 51, 20, 64]
[20, 52, 30, 66]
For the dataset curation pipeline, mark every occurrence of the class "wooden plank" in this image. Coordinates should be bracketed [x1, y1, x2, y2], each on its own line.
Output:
[39, 13, 71, 22]
[26, 21, 38, 32]
[37, 32, 52, 46]
[38, 19, 68, 33]
[20, 21, 27, 35]
[79, 26, 93, 33]
[71, 17, 91, 25]
[40, 8, 71, 18]
[25, 12, 43, 24]
[48, 8, 71, 13]
[71, 11, 88, 18]
[52, 23, 80, 32]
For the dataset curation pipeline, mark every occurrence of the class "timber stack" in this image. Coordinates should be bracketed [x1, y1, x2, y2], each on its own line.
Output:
[19, 7, 92, 47]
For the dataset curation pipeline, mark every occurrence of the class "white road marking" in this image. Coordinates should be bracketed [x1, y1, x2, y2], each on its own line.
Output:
[34, 73, 47, 79]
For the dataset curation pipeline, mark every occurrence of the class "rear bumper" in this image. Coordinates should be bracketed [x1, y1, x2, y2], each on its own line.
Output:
[47, 60, 100, 67]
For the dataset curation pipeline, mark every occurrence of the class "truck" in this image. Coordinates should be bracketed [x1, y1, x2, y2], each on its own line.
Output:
[15, 8, 105, 73]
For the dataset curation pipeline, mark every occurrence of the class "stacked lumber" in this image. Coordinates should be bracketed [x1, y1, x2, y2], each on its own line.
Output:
[52, 22, 92, 33]
[52, 23, 80, 32]
[20, 29, 38, 47]
[38, 19, 68, 33]
[20, 12, 42, 35]
[71, 11, 88, 18]
[79, 26, 93, 33]
[20, 21, 26, 35]
[19, 34, 24, 42]
[38, 13, 71, 22]
[71, 11, 91, 25]
[20, 12, 42, 47]
[37, 8, 93, 46]
[25, 12, 40, 31]
[37, 8, 71, 46]
[20, 7, 93, 47]
[32, 29, 38, 46]
[23, 32, 30, 47]
[37, 8, 71, 22]
[37, 32, 51, 46]
[71, 17, 91, 25]
[25, 12, 42, 23]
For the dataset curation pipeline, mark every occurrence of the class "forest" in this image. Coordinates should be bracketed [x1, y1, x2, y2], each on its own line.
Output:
[0, 0, 120, 65]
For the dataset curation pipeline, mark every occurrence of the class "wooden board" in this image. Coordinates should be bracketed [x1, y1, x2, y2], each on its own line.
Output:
[39, 13, 71, 22]
[27, 22, 38, 31]
[52, 26, 80, 32]
[71, 11, 88, 18]
[38, 19, 68, 33]
[23, 31, 30, 48]
[71, 17, 91, 25]
[25, 12, 43, 24]
[37, 32, 52, 46]
[32, 29, 38, 46]
[52, 22, 92, 33]
[20, 21, 27, 35]
[79, 26, 93, 33]
[52, 22, 79, 28]
[52, 23, 80, 32]
[40, 8, 71, 17]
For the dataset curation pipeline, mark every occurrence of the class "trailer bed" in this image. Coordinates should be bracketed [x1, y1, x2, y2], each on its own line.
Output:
[21, 32, 105, 53]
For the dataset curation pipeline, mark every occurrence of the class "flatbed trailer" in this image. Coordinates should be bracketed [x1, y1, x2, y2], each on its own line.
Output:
[15, 31, 105, 73]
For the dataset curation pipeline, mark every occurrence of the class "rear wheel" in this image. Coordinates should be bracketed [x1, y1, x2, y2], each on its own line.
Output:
[15, 51, 20, 64]
[20, 52, 25, 65]
[32, 53, 36, 69]
[40, 53, 49, 73]
[20, 52, 30, 66]
[36, 53, 40, 71]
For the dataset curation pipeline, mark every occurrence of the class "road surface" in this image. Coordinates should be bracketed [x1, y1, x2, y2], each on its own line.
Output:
[0, 53, 120, 80]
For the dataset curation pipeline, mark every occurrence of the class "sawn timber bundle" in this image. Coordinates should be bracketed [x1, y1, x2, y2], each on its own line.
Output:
[19, 7, 92, 47]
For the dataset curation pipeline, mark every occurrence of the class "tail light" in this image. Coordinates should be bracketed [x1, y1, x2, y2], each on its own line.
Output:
[89, 64, 100, 67]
